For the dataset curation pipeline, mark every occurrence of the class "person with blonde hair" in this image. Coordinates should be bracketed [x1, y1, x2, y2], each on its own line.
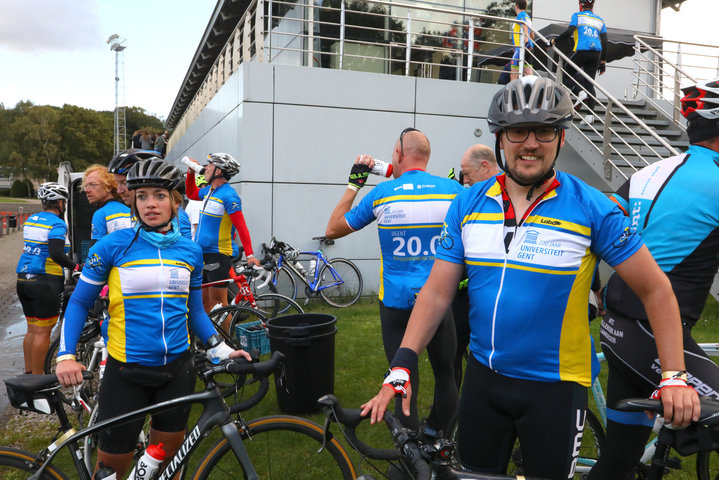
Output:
[83, 164, 131, 245]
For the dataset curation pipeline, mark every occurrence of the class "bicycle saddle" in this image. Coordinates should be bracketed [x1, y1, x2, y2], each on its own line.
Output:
[616, 396, 719, 426]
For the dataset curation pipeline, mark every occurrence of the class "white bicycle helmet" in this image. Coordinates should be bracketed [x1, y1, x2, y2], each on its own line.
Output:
[207, 153, 241, 179]
[681, 79, 719, 144]
[37, 182, 69, 202]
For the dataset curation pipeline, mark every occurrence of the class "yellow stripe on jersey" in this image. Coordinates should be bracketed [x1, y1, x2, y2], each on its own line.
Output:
[44, 258, 63, 277]
[461, 212, 503, 227]
[120, 258, 194, 270]
[218, 214, 235, 256]
[372, 193, 457, 207]
[124, 293, 188, 299]
[558, 248, 598, 386]
[378, 249, 385, 302]
[524, 215, 591, 237]
[106, 212, 130, 220]
[107, 267, 127, 363]
[378, 223, 443, 230]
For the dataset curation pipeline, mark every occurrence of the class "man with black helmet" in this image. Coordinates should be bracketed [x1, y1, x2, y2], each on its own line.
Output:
[589, 79, 719, 479]
[108, 148, 159, 207]
[184, 153, 260, 316]
[361, 76, 699, 478]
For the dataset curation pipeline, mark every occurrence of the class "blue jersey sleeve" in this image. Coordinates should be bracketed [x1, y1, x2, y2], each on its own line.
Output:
[344, 188, 379, 231]
[80, 238, 114, 285]
[58, 279, 104, 356]
[48, 222, 67, 241]
[187, 249, 217, 342]
[435, 192, 466, 265]
[221, 187, 243, 215]
[91, 210, 108, 240]
[586, 191, 643, 267]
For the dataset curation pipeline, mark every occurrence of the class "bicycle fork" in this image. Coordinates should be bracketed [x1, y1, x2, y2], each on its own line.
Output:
[222, 421, 261, 480]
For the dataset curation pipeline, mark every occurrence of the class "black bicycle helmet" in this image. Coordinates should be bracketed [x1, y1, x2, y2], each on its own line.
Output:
[207, 152, 241, 179]
[108, 149, 159, 175]
[37, 182, 69, 202]
[126, 158, 184, 191]
[487, 76, 573, 198]
[487, 75, 573, 133]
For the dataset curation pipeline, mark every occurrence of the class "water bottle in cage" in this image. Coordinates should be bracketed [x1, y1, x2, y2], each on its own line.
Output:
[308, 259, 317, 277]
[293, 261, 307, 276]
[128, 443, 166, 480]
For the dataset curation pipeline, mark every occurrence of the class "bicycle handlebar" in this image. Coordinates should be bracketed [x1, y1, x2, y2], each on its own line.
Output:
[318, 394, 431, 479]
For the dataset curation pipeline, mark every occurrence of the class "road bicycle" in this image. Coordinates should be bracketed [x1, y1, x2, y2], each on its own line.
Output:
[261, 236, 363, 308]
[201, 263, 304, 351]
[517, 345, 719, 479]
[319, 394, 547, 479]
[1, 351, 360, 479]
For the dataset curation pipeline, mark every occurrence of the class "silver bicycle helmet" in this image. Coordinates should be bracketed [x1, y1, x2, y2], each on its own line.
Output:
[108, 149, 159, 175]
[37, 182, 69, 202]
[126, 158, 183, 191]
[487, 75, 573, 133]
[207, 153, 241, 179]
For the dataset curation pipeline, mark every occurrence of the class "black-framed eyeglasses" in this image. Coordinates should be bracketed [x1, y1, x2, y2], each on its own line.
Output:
[399, 127, 420, 155]
[504, 126, 561, 143]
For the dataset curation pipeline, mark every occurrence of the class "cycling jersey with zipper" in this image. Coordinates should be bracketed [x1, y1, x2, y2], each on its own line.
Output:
[436, 171, 642, 386]
[91, 199, 132, 240]
[59, 228, 215, 366]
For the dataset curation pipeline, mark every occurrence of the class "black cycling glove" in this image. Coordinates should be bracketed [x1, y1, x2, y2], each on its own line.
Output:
[348, 163, 371, 191]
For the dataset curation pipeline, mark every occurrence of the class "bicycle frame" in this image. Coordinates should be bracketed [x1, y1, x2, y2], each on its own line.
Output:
[277, 249, 343, 294]
[30, 355, 282, 480]
[202, 267, 258, 309]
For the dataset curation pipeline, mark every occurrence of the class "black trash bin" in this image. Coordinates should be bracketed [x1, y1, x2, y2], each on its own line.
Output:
[8, 215, 17, 229]
[267, 313, 337, 414]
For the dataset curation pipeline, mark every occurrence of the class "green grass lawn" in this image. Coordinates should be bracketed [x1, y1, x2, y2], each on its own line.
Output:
[2, 295, 719, 478]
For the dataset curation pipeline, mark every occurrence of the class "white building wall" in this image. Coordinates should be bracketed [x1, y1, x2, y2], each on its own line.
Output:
[168, 61, 610, 295]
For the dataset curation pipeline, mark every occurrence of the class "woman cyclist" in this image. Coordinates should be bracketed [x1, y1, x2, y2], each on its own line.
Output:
[83, 164, 132, 245]
[56, 158, 249, 478]
[16, 182, 77, 374]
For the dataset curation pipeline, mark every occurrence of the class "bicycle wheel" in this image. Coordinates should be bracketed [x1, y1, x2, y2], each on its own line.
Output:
[209, 306, 267, 350]
[697, 449, 719, 480]
[0, 447, 67, 479]
[190, 416, 356, 479]
[318, 258, 363, 307]
[506, 409, 604, 479]
[271, 266, 297, 301]
[248, 293, 304, 318]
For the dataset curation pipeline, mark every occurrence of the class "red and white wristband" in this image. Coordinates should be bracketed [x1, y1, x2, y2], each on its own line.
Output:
[651, 370, 694, 399]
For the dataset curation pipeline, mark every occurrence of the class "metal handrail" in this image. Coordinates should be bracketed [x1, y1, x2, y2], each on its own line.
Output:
[168, 0, 688, 183]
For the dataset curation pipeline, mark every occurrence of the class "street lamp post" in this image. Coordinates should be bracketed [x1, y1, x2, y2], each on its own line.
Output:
[107, 34, 127, 156]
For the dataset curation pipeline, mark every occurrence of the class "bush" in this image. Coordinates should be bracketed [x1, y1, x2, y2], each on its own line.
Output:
[10, 179, 34, 198]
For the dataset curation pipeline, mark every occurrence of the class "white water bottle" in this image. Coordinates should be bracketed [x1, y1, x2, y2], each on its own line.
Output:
[294, 261, 307, 276]
[370, 159, 393, 178]
[181, 156, 205, 174]
[128, 443, 166, 480]
[308, 259, 317, 276]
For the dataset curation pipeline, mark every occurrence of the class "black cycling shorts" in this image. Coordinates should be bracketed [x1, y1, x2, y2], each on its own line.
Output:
[16, 274, 64, 327]
[96, 351, 196, 454]
[458, 355, 587, 478]
[203, 252, 232, 288]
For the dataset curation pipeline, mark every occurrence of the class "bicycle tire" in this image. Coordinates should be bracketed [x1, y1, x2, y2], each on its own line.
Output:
[506, 408, 604, 478]
[244, 293, 304, 318]
[208, 306, 267, 350]
[0, 447, 68, 479]
[44, 327, 101, 410]
[190, 416, 356, 480]
[272, 266, 297, 301]
[696, 448, 717, 480]
[318, 258, 363, 307]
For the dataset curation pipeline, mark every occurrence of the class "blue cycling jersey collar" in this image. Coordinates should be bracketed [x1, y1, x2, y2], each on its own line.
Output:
[687, 144, 719, 159]
[135, 217, 182, 248]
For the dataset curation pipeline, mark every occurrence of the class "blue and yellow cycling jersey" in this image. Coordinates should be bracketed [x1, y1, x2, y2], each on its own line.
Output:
[91, 200, 132, 240]
[16, 211, 70, 277]
[512, 10, 534, 48]
[178, 206, 192, 240]
[63, 228, 208, 365]
[436, 172, 642, 387]
[606, 145, 719, 324]
[345, 169, 463, 310]
[570, 11, 606, 52]
[195, 183, 242, 256]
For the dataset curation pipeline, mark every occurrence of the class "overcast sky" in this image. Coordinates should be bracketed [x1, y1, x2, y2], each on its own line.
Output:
[0, 0, 715, 121]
